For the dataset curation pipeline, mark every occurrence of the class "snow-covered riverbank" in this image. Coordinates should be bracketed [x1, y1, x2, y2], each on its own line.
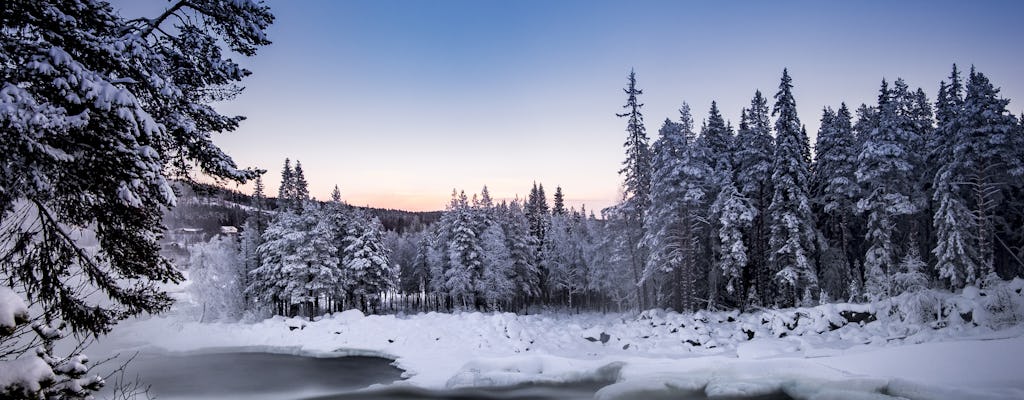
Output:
[100, 280, 1024, 399]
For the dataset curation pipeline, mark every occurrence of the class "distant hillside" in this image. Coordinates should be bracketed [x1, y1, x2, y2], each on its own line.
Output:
[164, 181, 441, 234]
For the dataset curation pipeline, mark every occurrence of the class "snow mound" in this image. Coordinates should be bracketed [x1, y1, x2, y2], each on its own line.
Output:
[0, 287, 29, 333]
[446, 355, 622, 388]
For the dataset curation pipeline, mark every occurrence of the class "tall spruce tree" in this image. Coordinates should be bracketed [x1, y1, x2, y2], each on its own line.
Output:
[734, 92, 775, 306]
[932, 68, 1022, 287]
[293, 160, 310, 205]
[279, 158, 294, 206]
[767, 69, 819, 306]
[812, 104, 860, 300]
[856, 80, 916, 299]
[616, 69, 652, 307]
[644, 104, 709, 311]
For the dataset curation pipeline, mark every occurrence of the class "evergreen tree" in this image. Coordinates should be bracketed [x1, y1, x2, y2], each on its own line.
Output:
[616, 69, 653, 307]
[331, 184, 342, 203]
[702, 101, 733, 172]
[445, 191, 482, 308]
[734, 92, 775, 306]
[644, 104, 709, 311]
[503, 200, 541, 306]
[767, 69, 819, 306]
[342, 213, 395, 311]
[553, 186, 566, 216]
[856, 79, 916, 299]
[812, 104, 860, 300]
[279, 158, 294, 206]
[709, 181, 756, 298]
[293, 160, 310, 205]
[932, 68, 1022, 287]
[478, 223, 514, 310]
[0, 0, 272, 340]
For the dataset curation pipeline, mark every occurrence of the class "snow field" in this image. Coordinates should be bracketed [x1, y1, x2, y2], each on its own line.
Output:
[102, 280, 1024, 399]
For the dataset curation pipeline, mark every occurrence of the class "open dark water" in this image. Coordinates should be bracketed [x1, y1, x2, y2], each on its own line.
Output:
[118, 351, 795, 400]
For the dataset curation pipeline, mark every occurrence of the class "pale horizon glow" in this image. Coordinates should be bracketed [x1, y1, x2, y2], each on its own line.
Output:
[117, 0, 1024, 212]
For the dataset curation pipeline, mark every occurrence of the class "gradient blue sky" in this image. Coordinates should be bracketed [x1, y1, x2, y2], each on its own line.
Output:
[116, 0, 1024, 211]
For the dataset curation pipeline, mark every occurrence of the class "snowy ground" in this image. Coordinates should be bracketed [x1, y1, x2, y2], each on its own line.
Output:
[97, 281, 1024, 400]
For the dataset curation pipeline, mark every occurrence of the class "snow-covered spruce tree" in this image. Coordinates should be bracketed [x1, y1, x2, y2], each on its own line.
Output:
[525, 182, 550, 298]
[700, 101, 751, 308]
[812, 104, 860, 300]
[616, 69, 653, 308]
[342, 212, 395, 313]
[545, 214, 586, 307]
[444, 191, 482, 308]
[734, 92, 775, 306]
[767, 69, 819, 307]
[644, 104, 710, 311]
[552, 186, 566, 216]
[709, 180, 756, 301]
[477, 222, 514, 310]
[188, 234, 244, 322]
[932, 68, 1022, 287]
[701, 101, 733, 173]
[250, 202, 341, 317]
[1, 2, 271, 395]
[293, 161, 310, 206]
[278, 158, 295, 208]
[592, 206, 641, 310]
[856, 80, 916, 300]
[0, 0, 271, 336]
[893, 238, 930, 294]
[502, 199, 541, 309]
[331, 184, 343, 203]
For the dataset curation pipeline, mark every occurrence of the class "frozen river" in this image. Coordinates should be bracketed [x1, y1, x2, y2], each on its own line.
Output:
[117, 351, 619, 400]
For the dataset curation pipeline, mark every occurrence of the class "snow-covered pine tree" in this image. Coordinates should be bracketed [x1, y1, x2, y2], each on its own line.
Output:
[0, 0, 272, 338]
[331, 185, 343, 203]
[478, 222, 514, 310]
[812, 104, 860, 300]
[734, 92, 775, 306]
[553, 186, 566, 216]
[856, 79, 916, 300]
[279, 158, 295, 207]
[502, 199, 541, 309]
[932, 68, 1022, 286]
[767, 69, 819, 307]
[342, 213, 395, 312]
[445, 191, 483, 308]
[702, 101, 733, 172]
[293, 160, 310, 206]
[644, 104, 710, 311]
[893, 238, 929, 294]
[709, 180, 756, 299]
[932, 168, 980, 289]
